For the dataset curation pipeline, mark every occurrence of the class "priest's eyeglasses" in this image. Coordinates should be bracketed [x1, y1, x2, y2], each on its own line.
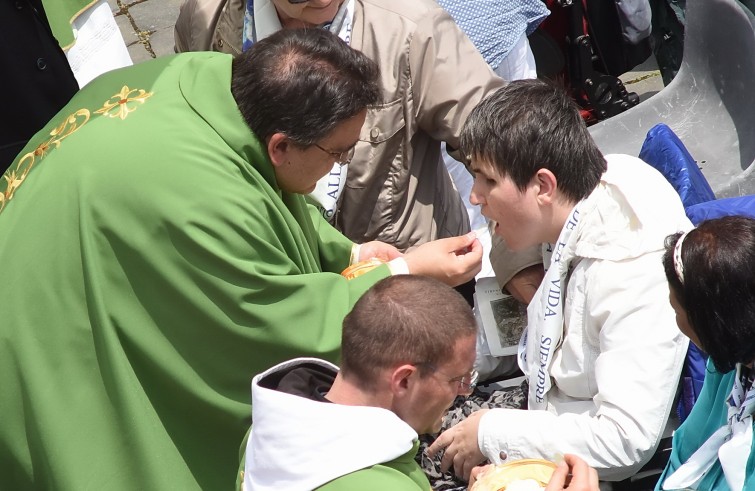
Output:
[415, 362, 479, 395]
[314, 142, 356, 166]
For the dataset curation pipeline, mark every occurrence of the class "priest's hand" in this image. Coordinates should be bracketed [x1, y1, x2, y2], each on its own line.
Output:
[358, 241, 403, 262]
[404, 233, 482, 287]
[427, 408, 489, 480]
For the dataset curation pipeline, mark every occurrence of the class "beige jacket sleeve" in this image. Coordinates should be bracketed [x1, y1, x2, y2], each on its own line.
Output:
[174, 0, 242, 54]
[490, 234, 543, 289]
[407, 7, 505, 156]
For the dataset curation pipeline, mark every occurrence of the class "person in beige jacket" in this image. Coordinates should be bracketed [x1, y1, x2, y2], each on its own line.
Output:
[175, 0, 505, 258]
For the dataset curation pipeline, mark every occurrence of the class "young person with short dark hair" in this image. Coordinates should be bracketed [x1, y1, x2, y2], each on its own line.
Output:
[428, 79, 691, 482]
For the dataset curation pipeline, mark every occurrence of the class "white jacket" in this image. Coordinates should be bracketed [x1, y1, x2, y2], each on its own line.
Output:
[479, 155, 691, 480]
[243, 358, 418, 491]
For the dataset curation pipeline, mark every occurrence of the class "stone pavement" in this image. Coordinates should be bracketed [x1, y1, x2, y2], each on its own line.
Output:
[107, 0, 183, 64]
[619, 56, 665, 103]
[108, 0, 665, 98]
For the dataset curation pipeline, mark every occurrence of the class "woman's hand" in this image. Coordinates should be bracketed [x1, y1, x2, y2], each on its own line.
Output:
[467, 464, 493, 489]
[545, 455, 599, 491]
[467, 455, 599, 491]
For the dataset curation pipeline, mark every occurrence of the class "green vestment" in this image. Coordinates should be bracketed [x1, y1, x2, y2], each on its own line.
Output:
[318, 442, 431, 491]
[42, 0, 97, 49]
[0, 52, 389, 490]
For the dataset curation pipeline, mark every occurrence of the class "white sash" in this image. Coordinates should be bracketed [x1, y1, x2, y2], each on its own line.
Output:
[663, 364, 755, 491]
[305, 0, 356, 223]
[518, 203, 583, 410]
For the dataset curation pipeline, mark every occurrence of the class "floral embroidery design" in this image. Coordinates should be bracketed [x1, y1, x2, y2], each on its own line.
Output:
[1, 109, 90, 214]
[1, 85, 154, 214]
[94, 86, 154, 120]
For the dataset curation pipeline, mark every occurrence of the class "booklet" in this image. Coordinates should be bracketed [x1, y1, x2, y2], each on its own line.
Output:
[475, 277, 528, 357]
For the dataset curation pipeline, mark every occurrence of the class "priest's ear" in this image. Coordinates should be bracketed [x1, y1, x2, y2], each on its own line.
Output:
[267, 132, 291, 168]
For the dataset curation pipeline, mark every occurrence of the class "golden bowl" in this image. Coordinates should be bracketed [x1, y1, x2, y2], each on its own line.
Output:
[340, 258, 385, 279]
[471, 459, 557, 491]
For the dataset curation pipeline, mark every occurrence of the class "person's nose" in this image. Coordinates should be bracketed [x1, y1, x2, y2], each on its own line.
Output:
[469, 186, 483, 206]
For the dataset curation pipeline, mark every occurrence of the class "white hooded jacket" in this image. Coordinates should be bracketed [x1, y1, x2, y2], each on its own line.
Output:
[243, 358, 418, 491]
[479, 154, 692, 480]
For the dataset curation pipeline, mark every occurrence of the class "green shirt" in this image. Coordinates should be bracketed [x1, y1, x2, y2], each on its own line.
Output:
[0, 52, 389, 490]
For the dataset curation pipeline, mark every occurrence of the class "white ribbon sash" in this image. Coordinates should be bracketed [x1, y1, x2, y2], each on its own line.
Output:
[663, 364, 755, 490]
[305, 0, 356, 223]
[518, 203, 582, 410]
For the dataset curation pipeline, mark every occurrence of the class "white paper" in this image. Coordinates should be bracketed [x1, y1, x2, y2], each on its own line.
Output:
[475, 277, 527, 357]
[66, 0, 132, 88]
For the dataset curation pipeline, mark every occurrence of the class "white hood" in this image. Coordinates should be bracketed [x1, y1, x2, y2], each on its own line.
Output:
[575, 154, 692, 261]
[243, 358, 418, 491]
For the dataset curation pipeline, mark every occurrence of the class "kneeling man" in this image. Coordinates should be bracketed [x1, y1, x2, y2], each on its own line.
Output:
[243, 275, 594, 490]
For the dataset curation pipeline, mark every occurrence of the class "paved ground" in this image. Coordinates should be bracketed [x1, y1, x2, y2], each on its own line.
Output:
[619, 56, 665, 103]
[107, 0, 183, 64]
[108, 0, 665, 99]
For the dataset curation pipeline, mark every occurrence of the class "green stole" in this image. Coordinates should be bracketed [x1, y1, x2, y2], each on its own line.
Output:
[42, 0, 99, 49]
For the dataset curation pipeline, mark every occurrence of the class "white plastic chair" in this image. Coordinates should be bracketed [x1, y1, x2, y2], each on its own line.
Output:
[589, 0, 755, 197]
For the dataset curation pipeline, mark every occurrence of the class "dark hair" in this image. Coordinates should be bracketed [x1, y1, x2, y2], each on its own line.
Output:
[340, 276, 477, 388]
[460, 79, 606, 203]
[231, 28, 381, 145]
[662, 216, 755, 372]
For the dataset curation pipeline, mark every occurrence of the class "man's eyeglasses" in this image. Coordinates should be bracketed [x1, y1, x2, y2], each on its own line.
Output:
[415, 362, 479, 395]
[313, 142, 356, 166]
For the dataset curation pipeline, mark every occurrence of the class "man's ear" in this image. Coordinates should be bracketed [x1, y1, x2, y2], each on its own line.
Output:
[534, 168, 558, 205]
[390, 364, 418, 398]
[267, 132, 290, 168]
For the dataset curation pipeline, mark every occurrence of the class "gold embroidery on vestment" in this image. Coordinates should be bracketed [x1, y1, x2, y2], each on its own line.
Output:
[0, 109, 90, 214]
[94, 86, 154, 120]
[1, 83, 154, 214]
